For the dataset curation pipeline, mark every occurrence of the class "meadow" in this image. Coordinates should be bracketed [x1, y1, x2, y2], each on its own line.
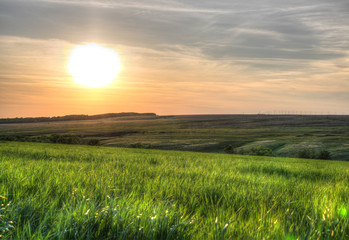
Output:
[0, 114, 348, 161]
[0, 141, 348, 239]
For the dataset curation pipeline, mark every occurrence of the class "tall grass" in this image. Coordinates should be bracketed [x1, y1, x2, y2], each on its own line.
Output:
[0, 141, 348, 239]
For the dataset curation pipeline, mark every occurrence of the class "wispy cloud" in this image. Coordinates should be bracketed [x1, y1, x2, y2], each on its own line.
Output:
[0, 0, 348, 116]
[35, 0, 229, 14]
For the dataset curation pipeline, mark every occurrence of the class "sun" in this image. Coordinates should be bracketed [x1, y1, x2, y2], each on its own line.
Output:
[68, 43, 121, 88]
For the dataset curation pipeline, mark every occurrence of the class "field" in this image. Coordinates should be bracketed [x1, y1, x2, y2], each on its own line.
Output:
[0, 141, 348, 239]
[0, 114, 348, 161]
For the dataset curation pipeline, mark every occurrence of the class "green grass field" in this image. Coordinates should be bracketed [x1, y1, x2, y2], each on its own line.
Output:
[0, 141, 348, 239]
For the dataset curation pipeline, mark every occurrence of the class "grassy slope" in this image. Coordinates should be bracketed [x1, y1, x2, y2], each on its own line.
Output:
[0, 115, 348, 160]
[0, 142, 348, 239]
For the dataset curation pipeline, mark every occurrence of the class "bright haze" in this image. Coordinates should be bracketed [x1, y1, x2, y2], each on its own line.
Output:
[0, 0, 348, 117]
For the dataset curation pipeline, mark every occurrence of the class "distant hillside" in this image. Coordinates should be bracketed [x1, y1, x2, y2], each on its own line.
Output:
[1, 114, 348, 160]
[0, 112, 157, 124]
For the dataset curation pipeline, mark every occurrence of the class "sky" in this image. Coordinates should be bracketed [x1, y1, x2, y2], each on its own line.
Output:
[0, 0, 348, 117]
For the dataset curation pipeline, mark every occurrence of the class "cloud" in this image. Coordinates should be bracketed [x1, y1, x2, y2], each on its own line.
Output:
[0, 0, 348, 115]
[39, 0, 229, 14]
[1, 0, 347, 64]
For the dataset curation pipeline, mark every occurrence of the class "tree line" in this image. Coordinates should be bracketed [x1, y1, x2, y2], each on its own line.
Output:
[224, 145, 332, 160]
[0, 112, 156, 124]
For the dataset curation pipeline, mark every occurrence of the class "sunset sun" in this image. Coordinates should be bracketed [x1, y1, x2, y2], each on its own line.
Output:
[68, 43, 121, 88]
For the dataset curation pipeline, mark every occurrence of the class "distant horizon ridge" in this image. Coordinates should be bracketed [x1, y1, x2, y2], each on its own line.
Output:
[1, 112, 348, 124]
[0, 112, 157, 124]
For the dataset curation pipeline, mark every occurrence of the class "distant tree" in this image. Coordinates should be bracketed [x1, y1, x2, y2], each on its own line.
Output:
[50, 134, 60, 143]
[130, 143, 153, 149]
[86, 139, 101, 146]
[224, 145, 235, 154]
[297, 149, 309, 159]
[249, 147, 273, 156]
[297, 149, 315, 159]
[318, 150, 332, 160]
[297, 149, 331, 160]
[50, 134, 82, 145]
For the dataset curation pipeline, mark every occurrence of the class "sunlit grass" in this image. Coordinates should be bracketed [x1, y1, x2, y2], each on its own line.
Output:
[340, 207, 348, 218]
[0, 141, 348, 239]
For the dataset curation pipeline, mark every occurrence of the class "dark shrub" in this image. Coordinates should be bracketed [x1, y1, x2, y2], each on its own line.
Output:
[224, 145, 235, 154]
[50, 134, 82, 145]
[318, 150, 332, 160]
[297, 149, 312, 159]
[249, 146, 273, 156]
[130, 143, 153, 149]
[49, 134, 60, 143]
[86, 139, 101, 146]
[297, 149, 331, 160]
[297, 149, 317, 159]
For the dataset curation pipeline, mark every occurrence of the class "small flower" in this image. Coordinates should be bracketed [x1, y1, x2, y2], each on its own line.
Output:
[223, 223, 228, 230]
[151, 216, 157, 221]
[215, 217, 218, 225]
[85, 209, 90, 215]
